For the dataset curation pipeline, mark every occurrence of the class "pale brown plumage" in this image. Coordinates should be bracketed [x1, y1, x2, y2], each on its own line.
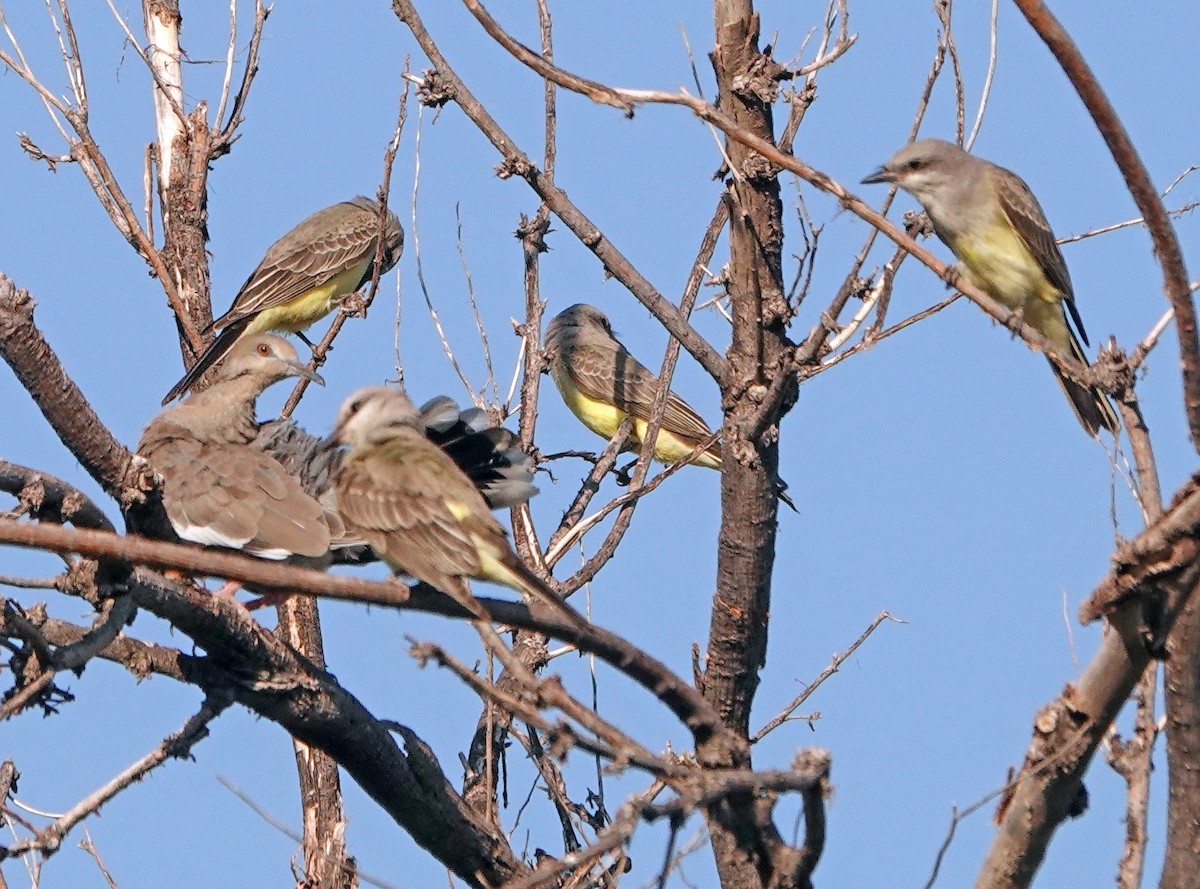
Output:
[139, 334, 332, 559]
[329, 387, 565, 614]
[255, 396, 539, 523]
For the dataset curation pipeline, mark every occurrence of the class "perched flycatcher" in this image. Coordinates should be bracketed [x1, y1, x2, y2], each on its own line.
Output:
[329, 386, 565, 613]
[162, 197, 403, 405]
[543, 303, 723, 467]
[862, 139, 1119, 436]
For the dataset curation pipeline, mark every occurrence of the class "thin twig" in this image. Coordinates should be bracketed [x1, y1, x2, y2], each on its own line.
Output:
[3, 699, 226, 858]
[752, 612, 902, 742]
[217, 776, 403, 889]
[964, 0, 999, 151]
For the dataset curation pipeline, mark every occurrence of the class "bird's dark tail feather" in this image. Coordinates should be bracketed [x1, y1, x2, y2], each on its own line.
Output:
[161, 318, 252, 405]
[253, 399, 538, 513]
[1048, 359, 1120, 437]
[776, 479, 798, 513]
[419, 396, 538, 509]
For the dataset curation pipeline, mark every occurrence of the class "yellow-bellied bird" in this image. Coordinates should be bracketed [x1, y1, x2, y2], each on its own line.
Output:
[255, 395, 540, 554]
[543, 303, 722, 467]
[162, 196, 403, 405]
[862, 139, 1118, 436]
[329, 386, 564, 612]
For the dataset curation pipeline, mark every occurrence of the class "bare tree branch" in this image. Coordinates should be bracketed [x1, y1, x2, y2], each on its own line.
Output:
[392, 0, 730, 386]
[1010, 0, 1198, 452]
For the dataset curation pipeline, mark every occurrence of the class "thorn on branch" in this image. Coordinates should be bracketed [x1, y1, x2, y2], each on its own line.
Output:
[903, 209, 934, 240]
[336, 291, 369, 318]
[515, 213, 551, 253]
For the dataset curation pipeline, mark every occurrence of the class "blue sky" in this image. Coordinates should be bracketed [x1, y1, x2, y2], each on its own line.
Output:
[1, 2, 1197, 887]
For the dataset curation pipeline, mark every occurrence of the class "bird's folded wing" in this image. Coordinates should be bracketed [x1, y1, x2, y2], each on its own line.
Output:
[568, 344, 715, 441]
[336, 455, 483, 583]
[990, 165, 1089, 341]
[145, 431, 330, 559]
[221, 217, 380, 323]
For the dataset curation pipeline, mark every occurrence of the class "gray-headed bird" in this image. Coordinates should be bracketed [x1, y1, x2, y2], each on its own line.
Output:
[329, 386, 564, 613]
[543, 303, 722, 467]
[162, 196, 404, 405]
[255, 396, 539, 524]
[862, 139, 1119, 436]
[139, 334, 333, 560]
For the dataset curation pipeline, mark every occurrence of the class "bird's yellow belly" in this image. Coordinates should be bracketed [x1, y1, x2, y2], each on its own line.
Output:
[954, 223, 1056, 311]
[553, 364, 628, 440]
[552, 365, 719, 468]
[245, 262, 371, 335]
[632, 418, 720, 468]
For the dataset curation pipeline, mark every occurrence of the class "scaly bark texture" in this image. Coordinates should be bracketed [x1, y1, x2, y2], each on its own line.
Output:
[276, 596, 358, 889]
[703, 3, 795, 889]
[158, 105, 213, 369]
[1160, 591, 1200, 889]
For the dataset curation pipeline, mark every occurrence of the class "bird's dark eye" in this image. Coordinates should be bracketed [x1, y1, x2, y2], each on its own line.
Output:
[905, 159, 924, 171]
[347, 398, 365, 416]
[256, 343, 271, 357]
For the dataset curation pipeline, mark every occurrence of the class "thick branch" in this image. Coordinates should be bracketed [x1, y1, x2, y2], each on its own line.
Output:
[1160, 594, 1200, 889]
[0, 520, 735, 751]
[0, 276, 139, 505]
[0, 460, 115, 532]
[274, 596, 356, 889]
[702, 6, 795, 889]
[978, 472, 1200, 888]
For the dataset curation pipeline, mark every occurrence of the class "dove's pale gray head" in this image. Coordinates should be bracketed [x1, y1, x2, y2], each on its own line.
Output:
[211, 334, 323, 389]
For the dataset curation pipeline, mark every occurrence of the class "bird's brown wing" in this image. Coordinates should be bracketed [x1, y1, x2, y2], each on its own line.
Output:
[141, 421, 330, 558]
[335, 431, 495, 589]
[991, 164, 1089, 345]
[565, 342, 716, 443]
[216, 202, 383, 327]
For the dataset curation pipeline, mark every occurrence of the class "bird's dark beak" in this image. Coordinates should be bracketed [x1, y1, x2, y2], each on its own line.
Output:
[861, 166, 894, 185]
[286, 360, 325, 386]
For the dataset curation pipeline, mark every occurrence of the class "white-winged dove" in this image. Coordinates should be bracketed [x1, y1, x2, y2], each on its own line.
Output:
[140, 334, 333, 561]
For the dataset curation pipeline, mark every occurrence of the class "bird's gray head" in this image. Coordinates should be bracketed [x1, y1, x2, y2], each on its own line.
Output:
[350, 196, 405, 272]
[861, 139, 976, 208]
[331, 386, 421, 448]
[214, 334, 324, 388]
[544, 303, 615, 356]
